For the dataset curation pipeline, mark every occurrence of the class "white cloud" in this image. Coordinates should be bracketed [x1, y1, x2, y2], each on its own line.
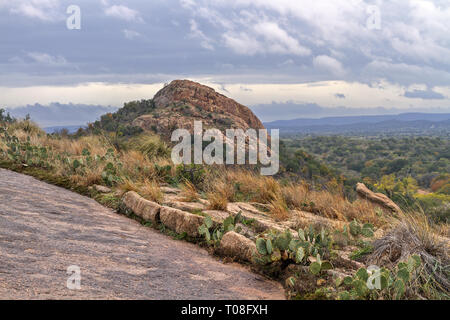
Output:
[123, 29, 141, 40]
[189, 20, 214, 50]
[313, 55, 345, 76]
[223, 22, 310, 56]
[27, 52, 67, 66]
[223, 32, 262, 55]
[253, 22, 311, 56]
[5, 0, 62, 21]
[104, 5, 143, 22]
[181, 0, 450, 82]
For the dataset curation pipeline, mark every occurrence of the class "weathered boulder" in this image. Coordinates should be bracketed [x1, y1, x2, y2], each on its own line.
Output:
[219, 231, 257, 262]
[122, 191, 161, 223]
[159, 206, 204, 237]
[356, 183, 402, 214]
[132, 80, 266, 138]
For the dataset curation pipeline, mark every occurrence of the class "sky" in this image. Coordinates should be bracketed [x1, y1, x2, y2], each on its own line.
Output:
[1, 0, 450, 124]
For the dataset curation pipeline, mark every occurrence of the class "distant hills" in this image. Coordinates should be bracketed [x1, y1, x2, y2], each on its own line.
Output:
[44, 125, 86, 134]
[264, 113, 450, 136]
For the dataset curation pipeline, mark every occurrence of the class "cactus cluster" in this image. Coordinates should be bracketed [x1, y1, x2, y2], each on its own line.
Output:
[336, 254, 422, 300]
[198, 211, 243, 246]
[254, 226, 333, 274]
[348, 220, 375, 237]
[2, 131, 52, 168]
[0, 129, 126, 188]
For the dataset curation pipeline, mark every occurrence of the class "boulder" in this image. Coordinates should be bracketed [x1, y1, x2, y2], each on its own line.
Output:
[122, 191, 161, 223]
[356, 183, 402, 214]
[159, 206, 204, 237]
[219, 231, 257, 262]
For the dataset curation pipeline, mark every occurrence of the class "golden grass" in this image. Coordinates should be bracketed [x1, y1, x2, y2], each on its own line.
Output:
[69, 166, 103, 187]
[180, 181, 199, 202]
[118, 178, 140, 197]
[269, 193, 290, 221]
[2, 122, 178, 190]
[282, 183, 309, 209]
[207, 191, 228, 211]
[140, 179, 164, 204]
[2, 120, 445, 235]
[8, 120, 44, 136]
[224, 169, 281, 203]
[281, 182, 384, 227]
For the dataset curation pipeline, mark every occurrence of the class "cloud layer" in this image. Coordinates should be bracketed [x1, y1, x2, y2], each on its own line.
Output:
[0, 0, 449, 119]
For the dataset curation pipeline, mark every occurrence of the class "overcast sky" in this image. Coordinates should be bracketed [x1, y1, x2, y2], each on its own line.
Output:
[1, 0, 450, 123]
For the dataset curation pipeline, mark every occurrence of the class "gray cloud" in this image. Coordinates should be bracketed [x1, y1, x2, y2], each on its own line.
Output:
[0, 0, 449, 118]
[6, 103, 118, 127]
[250, 102, 450, 122]
[0, 0, 448, 87]
[404, 88, 446, 100]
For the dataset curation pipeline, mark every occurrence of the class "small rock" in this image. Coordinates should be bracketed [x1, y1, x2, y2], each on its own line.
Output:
[94, 185, 112, 193]
[164, 200, 205, 213]
[160, 186, 180, 194]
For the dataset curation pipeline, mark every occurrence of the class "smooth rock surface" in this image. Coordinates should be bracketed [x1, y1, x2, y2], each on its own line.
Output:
[0, 169, 285, 300]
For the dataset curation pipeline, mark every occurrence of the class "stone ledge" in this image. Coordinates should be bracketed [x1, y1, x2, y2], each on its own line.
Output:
[218, 231, 257, 262]
[122, 191, 161, 223]
[160, 206, 205, 237]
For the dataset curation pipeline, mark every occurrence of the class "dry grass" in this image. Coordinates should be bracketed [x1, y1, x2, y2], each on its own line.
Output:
[180, 181, 199, 202]
[207, 192, 228, 210]
[132, 134, 170, 159]
[224, 169, 281, 203]
[281, 182, 385, 227]
[140, 179, 164, 204]
[0, 136, 6, 152]
[118, 178, 164, 204]
[204, 177, 235, 210]
[2, 122, 177, 190]
[269, 193, 290, 221]
[118, 178, 140, 197]
[3, 120, 441, 238]
[369, 211, 450, 299]
[8, 120, 44, 136]
[282, 183, 309, 209]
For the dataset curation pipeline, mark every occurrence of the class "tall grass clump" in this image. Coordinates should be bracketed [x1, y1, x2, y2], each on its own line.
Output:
[368, 211, 450, 299]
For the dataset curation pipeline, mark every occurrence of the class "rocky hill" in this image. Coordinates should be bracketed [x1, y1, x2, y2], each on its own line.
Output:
[97, 80, 265, 137]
